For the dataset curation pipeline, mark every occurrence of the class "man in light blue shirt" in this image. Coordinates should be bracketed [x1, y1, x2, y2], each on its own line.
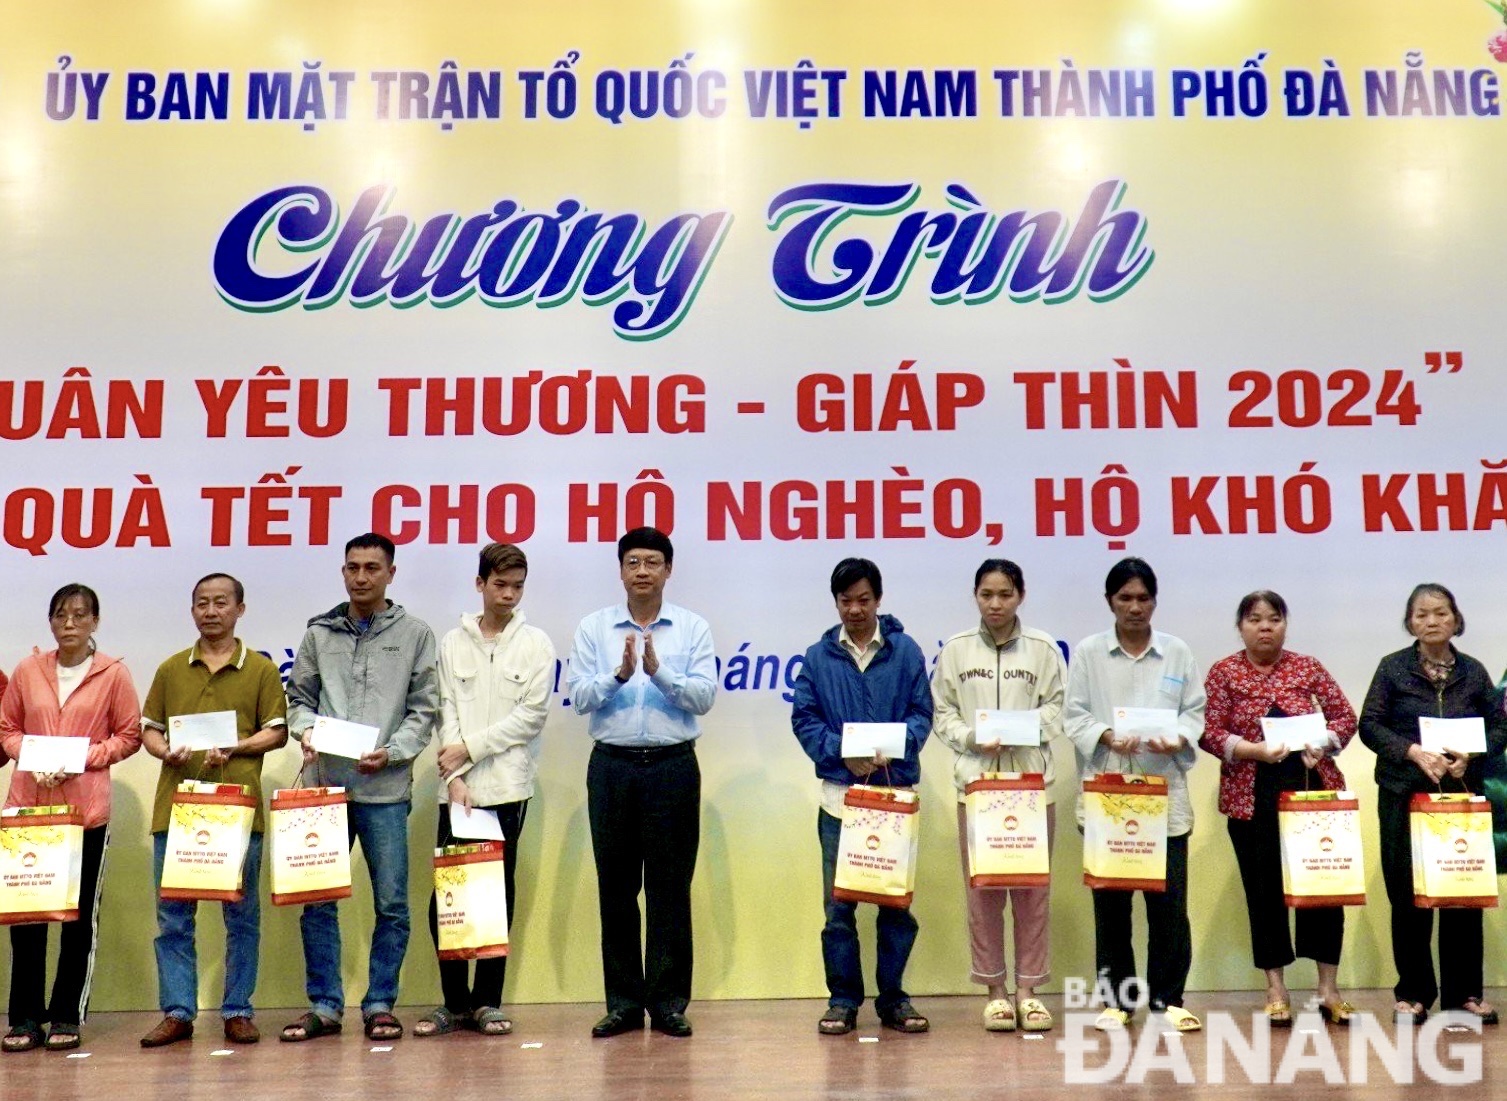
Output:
[568, 527, 716, 1039]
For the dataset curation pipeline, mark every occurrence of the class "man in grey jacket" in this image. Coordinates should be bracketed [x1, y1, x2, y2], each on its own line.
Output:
[280, 532, 438, 1044]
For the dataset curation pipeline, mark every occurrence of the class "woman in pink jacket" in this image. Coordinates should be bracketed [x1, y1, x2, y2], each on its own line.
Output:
[0, 584, 141, 1053]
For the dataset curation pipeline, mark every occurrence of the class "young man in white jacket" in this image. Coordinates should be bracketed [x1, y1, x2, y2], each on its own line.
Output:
[414, 543, 556, 1039]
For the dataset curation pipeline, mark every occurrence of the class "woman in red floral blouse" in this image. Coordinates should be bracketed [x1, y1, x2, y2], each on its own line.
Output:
[1199, 591, 1357, 1027]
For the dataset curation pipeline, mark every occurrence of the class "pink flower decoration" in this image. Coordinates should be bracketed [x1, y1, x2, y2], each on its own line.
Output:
[1489, 30, 1507, 62]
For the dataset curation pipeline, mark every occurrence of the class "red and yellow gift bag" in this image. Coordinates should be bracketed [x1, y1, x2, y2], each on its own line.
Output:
[0, 806, 84, 924]
[434, 841, 509, 960]
[833, 785, 920, 908]
[1277, 790, 1366, 907]
[160, 782, 257, 903]
[1082, 773, 1168, 891]
[268, 786, 353, 906]
[964, 772, 1049, 888]
[1410, 792, 1498, 908]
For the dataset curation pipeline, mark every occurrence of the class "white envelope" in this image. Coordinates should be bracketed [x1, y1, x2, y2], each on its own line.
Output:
[974, 709, 1041, 748]
[168, 710, 239, 751]
[1112, 706, 1180, 744]
[310, 715, 381, 760]
[18, 734, 89, 774]
[448, 802, 504, 841]
[840, 722, 907, 759]
[1260, 712, 1330, 751]
[1419, 716, 1487, 756]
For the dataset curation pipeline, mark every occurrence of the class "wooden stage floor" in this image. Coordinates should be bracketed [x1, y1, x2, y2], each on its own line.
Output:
[2, 991, 1501, 1100]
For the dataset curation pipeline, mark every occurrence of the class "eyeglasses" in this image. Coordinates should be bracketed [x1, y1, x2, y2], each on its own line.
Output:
[623, 556, 666, 570]
[49, 612, 95, 626]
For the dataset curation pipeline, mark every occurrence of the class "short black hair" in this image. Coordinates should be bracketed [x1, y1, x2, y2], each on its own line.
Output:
[618, 527, 673, 566]
[1404, 582, 1465, 637]
[830, 557, 883, 600]
[1104, 556, 1157, 600]
[345, 532, 396, 565]
[193, 572, 245, 604]
[49, 583, 100, 619]
[478, 543, 528, 582]
[1236, 590, 1287, 624]
[974, 558, 1025, 593]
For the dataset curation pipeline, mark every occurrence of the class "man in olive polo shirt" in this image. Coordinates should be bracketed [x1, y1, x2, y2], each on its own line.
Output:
[137, 573, 288, 1048]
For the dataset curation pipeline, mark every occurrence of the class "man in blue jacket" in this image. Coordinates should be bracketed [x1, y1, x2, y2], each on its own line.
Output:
[791, 558, 933, 1036]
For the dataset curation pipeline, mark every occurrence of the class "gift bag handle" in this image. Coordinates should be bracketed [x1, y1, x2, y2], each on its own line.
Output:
[191, 754, 229, 785]
[1111, 748, 1144, 778]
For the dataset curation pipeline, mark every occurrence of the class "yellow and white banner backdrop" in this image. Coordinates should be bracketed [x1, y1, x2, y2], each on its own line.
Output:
[2, 1, 1506, 1008]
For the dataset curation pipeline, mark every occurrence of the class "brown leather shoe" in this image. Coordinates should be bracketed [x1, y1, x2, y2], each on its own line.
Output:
[223, 1017, 260, 1044]
[140, 1016, 193, 1048]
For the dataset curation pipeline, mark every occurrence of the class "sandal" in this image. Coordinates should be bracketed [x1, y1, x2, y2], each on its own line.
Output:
[1318, 1000, 1354, 1026]
[1264, 1001, 1293, 1028]
[818, 1005, 857, 1035]
[363, 1011, 404, 1041]
[1395, 1001, 1427, 1026]
[44, 1024, 80, 1051]
[1163, 1006, 1201, 1032]
[2, 1022, 42, 1053]
[279, 1011, 343, 1042]
[470, 1007, 513, 1036]
[413, 1007, 462, 1038]
[1094, 1007, 1130, 1030]
[879, 1000, 929, 1033]
[983, 997, 1016, 1032]
[1018, 997, 1053, 1032]
[1461, 998, 1499, 1025]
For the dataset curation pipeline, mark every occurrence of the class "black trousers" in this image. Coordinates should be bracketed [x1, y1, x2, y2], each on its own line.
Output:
[426, 799, 528, 1013]
[1092, 832, 1190, 1011]
[1227, 760, 1344, 971]
[9, 825, 108, 1028]
[1378, 787, 1483, 1010]
[587, 742, 700, 1018]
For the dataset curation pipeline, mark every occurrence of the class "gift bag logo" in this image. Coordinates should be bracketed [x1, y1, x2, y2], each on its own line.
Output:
[1125, 819, 1141, 836]
[21, 852, 36, 868]
[1003, 815, 1019, 831]
[195, 829, 211, 846]
[1320, 836, 1334, 851]
[1455, 837, 1469, 853]
[865, 834, 881, 851]
[305, 832, 320, 848]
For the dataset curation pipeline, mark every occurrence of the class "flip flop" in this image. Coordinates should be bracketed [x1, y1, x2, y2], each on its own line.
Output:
[1163, 1006, 1201, 1032]
[363, 1012, 404, 1041]
[470, 1007, 513, 1036]
[2, 1023, 42, 1054]
[1264, 1001, 1292, 1028]
[1018, 998, 1054, 1032]
[279, 1011, 342, 1042]
[44, 1025, 80, 1052]
[1394, 1001, 1427, 1026]
[1318, 1001, 1353, 1026]
[1094, 1008, 1130, 1030]
[1462, 998, 1499, 1025]
[413, 1007, 463, 1038]
[818, 1005, 857, 1035]
[983, 997, 1016, 1032]
[879, 1000, 929, 1033]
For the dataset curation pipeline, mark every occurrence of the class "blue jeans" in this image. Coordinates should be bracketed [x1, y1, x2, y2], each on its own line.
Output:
[153, 830, 263, 1021]
[818, 808, 918, 1014]
[300, 800, 410, 1019]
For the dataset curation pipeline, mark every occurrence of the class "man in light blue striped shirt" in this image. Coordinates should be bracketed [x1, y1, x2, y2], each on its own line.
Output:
[568, 528, 716, 1040]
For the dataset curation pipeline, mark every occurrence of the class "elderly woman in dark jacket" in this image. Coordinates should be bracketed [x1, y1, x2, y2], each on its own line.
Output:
[1359, 583, 1507, 1025]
